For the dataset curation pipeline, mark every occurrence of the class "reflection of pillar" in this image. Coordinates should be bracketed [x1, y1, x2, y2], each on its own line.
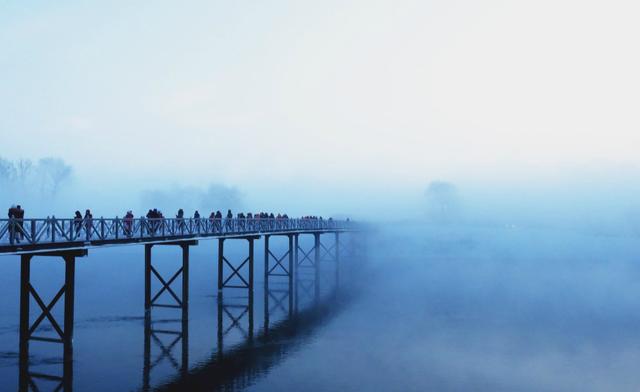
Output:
[263, 288, 269, 336]
[217, 291, 255, 354]
[143, 312, 151, 392]
[143, 302, 189, 389]
[216, 295, 223, 358]
[248, 289, 254, 343]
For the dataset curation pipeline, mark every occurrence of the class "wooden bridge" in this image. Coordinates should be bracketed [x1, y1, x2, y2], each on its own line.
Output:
[0, 216, 361, 391]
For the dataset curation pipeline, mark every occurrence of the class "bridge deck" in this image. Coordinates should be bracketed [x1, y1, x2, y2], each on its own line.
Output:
[0, 218, 352, 255]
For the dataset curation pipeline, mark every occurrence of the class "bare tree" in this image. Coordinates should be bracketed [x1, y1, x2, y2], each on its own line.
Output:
[0, 157, 16, 185]
[424, 180, 460, 223]
[36, 158, 72, 196]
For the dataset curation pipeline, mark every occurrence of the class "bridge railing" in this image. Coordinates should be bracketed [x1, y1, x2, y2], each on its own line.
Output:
[0, 218, 351, 246]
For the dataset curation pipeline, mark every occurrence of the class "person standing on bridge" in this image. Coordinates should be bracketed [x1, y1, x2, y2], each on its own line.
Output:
[247, 212, 253, 231]
[7, 205, 18, 244]
[225, 209, 233, 232]
[14, 205, 25, 242]
[176, 208, 185, 234]
[208, 212, 216, 232]
[84, 209, 93, 240]
[215, 210, 222, 232]
[124, 210, 134, 237]
[73, 211, 83, 239]
[193, 210, 201, 232]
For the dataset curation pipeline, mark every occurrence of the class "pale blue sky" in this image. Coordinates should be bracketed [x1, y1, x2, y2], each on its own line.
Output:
[2, 0, 640, 215]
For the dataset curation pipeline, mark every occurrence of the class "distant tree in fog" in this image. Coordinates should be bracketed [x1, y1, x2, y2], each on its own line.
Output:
[424, 180, 460, 222]
[37, 158, 73, 195]
[0, 156, 73, 202]
[0, 157, 16, 184]
[201, 184, 242, 210]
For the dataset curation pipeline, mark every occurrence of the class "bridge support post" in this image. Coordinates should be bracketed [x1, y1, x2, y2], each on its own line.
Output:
[18, 249, 86, 392]
[217, 236, 259, 293]
[217, 236, 258, 355]
[263, 234, 295, 290]
[263, 234, 295, 334]
[144, 241, 195, 311]
[314, 233, 321, 301]
[142, 241, 194, 390]
[335, 232, 340, 289]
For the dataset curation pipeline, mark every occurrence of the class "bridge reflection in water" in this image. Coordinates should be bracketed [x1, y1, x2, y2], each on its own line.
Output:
[16, 231, 366, 392]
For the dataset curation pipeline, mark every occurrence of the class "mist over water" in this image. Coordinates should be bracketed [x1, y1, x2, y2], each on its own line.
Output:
[1, 218, 640, 391]
[2, 1, 640, 390]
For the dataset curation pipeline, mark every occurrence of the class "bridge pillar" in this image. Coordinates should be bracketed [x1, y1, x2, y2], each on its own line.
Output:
[263, 234, 294, 295]
[335, 232, 340, 289]
[263, 234, 295, 334]
[216, 236, 258, 355]
[314, 233, 321, 301]
[18, 249, 87, 392]
[144, 240, 196, 313]
[142, 241, 194, 391]
[217, 236, 259, 293]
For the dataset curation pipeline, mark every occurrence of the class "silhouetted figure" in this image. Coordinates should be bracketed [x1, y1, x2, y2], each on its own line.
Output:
[193, 210, 201, 232]
[84, 209, 93, 239]
[215, 210, 222, 232]
[14, 205, 25, 241]
[8, 205, 18, 243]
[225, 209, 233, 231]
[73, 211, 83, 239]
[124, 210, 134, 237]
[176, 208, 185, 233]
[208, 212, 216, 231]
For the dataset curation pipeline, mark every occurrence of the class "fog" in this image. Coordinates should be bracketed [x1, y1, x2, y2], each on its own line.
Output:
[3, 154, 639, 240]
[2, 1, 640, 390]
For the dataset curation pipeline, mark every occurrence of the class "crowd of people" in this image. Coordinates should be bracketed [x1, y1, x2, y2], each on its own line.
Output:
[5, 205, 345, 242]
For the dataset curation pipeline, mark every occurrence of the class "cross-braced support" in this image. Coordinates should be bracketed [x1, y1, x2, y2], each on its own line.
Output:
[19, 249, 87, 392]
[144, 241, 195, 313]
[217, 236, 259, 292]
[264, 234, 297, 332]
[216, 236, 257, 355]
[142, 241, 193, 391]
[316, 232, 341, 292]
[294, 233, 321, 301]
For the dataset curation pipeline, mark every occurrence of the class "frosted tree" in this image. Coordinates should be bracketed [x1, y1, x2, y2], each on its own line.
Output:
[424, 180, 460, 223]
